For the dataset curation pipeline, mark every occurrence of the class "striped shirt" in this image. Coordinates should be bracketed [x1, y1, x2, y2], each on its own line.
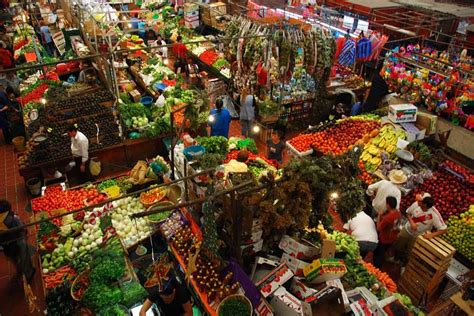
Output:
[356, 37, 372, 60]
[338, 39, 356, 67]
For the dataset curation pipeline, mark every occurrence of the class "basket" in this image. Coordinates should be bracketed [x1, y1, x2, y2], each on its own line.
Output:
[71, 269, 90, 301]
[259, 113, 279, 124]
[147, 201, 175, 224]
[183, 145, 206, 161]
[139, 187, 168, 207]
[217, 294, 252, 316]
[166, 184, 182, 204]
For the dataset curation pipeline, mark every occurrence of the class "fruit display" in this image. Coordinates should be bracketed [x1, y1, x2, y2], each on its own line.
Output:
[172, 225, 239, 305]
[442, 159, 474, 183]
[18, 87, 121, 167]
[358, 161, 374, 185]
[360, 124, 407, 171]
[442, 206, 474, 261]
[399, 167, 474, 220]
[288, 118, 380, 155]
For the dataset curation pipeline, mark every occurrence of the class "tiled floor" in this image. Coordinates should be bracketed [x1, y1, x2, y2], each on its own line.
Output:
[0, 142, 45, 315]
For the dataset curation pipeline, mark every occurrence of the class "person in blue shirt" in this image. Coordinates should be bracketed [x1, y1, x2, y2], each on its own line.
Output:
[209, 99, 231, 138]
[40, 21, 55, 56]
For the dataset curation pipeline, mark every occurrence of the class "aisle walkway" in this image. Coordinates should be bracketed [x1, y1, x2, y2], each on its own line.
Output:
[0, 144, 44, 315]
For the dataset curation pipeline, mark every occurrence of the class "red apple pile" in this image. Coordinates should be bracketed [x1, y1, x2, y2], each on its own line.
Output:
[442, 160, 474, 184]
[400, 169, 474, 220]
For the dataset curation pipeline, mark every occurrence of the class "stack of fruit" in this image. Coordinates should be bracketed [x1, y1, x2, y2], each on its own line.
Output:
[442, 205, 474, 261]
[288, 118, 379, 155]
[360, 125, 407, 171]
[400, 168, 473, 220]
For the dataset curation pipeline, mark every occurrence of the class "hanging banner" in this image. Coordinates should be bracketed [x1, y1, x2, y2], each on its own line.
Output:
[342, 15, 354, 30]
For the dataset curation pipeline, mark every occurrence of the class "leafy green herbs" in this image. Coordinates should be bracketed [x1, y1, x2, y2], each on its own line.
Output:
[218, 297, 251, 316]
[196, 136, 228, 155]
[196, 153, 225, 170]
[120, 280, 148, 307]
[82, 283, 122, 311]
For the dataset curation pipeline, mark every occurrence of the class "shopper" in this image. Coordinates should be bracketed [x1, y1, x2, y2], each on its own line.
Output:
[224, 149, 249, 174]
[267, 130, 285, 164]
[140, 278, 192, 316]
[155, 34, 168, 58]
[186, 57, 200, 86]
[0, 83, 12, 144]
[366, 170, 405, 216]
[0, 41, 13, 69]
[39, 21, 55, 57]
[343, 210, 379, 258]
[67, 124, 90, 183]
[209, 98, 231, 138]
[373, 196, 401, 268]
[172, 35, 187, 74]
[0, 71, 21, 95]
[0, 199, 36, 282]
[154, 89, 166, 108]
[393, 193, 447, 264]
[239, 88, 256, 138]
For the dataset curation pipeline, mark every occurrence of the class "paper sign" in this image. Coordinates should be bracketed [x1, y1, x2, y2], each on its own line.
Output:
[343, 15, 354, 30]
[24, 52, 37, 62]
[357, 20, 369, 33]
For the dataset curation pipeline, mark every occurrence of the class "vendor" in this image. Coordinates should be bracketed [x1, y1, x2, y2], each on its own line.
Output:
[0, 199, 36, 282]
[224, 150, 249, 174]
[393, 193, 447, 264]
[140, 278, 192, 316]
[267, 130, 284, 164]
[67, 124, 90, 183]
[343, 210, 378, 258]
[366, 170, 405, 216]
[155, 89, 166, 108]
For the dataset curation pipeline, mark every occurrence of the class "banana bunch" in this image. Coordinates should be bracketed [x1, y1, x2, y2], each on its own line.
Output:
[361, 125, 406, 171]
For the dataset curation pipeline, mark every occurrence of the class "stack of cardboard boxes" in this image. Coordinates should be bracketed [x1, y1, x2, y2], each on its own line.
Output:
[184, 2, 200, 29]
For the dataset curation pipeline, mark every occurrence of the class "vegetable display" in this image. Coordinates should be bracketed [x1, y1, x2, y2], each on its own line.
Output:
[362, 261, 397, 293]
[196, 136, 229, 155]
[45, 283, 75, 316]
[218, 298, 251, 316]
[111, 197, 152, 247]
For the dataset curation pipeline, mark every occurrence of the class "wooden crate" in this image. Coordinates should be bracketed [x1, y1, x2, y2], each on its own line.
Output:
[398, 236, 455, 305]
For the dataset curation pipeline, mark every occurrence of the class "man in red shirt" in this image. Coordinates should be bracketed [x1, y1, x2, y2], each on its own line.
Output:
[0, 42, 13, 69]
[172, 35, 187, 73]
[373, 196, 401, 268]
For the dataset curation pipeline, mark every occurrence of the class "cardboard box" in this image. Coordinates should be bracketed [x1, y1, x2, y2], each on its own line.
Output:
[290, 278, 321, 300]
[279, 235, 320, 261]
[241, 238, 263, 256]
[209, 2, 227, 15]
[388, 104, 417, 123]
[281, 253, 309, 277]
[400, 122, 426, 143]
[416, 111, 438, 135]
[326, 279, 350, 307]
[129, 89, 141, 102]
[346, 287, 379, 313]
[303, 258, 347, 284]
[321, 239, 336, 258]
[269, 287, 312, 316]
[243, 229, 263, 245]
[251, 257, 280, 283]
[254, 298, 274, 316]
[256, 263, 294, 298]
[185, 20, 200, 29]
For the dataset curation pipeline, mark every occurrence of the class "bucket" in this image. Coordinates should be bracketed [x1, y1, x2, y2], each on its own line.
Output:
[26, 177, 42, 196]
[12, 136, 25, 152]
[140, 96, 153, 108]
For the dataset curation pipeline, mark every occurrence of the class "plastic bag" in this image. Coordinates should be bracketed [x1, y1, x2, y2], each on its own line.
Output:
[89, 158, 101, 176]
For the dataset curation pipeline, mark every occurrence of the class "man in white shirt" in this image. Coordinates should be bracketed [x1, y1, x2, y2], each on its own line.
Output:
[366, 170, 406, 215]
[343, 211, 379, 258]
[393, 193, 447, 264]
[67, 124, 90, 183]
